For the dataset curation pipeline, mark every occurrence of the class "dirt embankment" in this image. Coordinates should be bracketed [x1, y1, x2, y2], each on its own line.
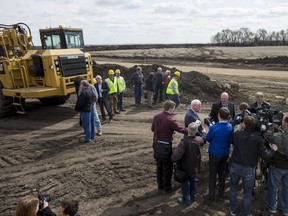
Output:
[93, 63, 247, 105]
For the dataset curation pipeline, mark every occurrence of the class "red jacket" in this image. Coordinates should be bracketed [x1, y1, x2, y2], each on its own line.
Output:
[151, 111, 187, 142]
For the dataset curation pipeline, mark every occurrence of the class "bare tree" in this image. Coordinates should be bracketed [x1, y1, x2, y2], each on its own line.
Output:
[211, 27, 287, 46]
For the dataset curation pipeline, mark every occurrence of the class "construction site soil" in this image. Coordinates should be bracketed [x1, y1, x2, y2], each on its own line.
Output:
[1, 46, 288, 216]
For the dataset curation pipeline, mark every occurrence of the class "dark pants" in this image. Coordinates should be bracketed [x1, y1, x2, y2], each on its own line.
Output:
[117, 92, 124, 110]
[97, 97, 113, 121]
[108, 93, 118, 113]
[167, 94, 180, 108]
[153, 84, 163, 102]
[208, 154, 228, 200]
[134, 85, 142, 104]
[156, 158, 173, 191]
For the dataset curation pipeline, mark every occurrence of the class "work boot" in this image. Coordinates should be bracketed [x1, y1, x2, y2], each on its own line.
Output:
[96, 130, 102, 136]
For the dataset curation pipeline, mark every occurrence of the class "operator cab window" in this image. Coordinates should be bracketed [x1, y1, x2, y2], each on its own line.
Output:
[40, 28, 85, 50]
[64, 31, 84, 49]
[43, 35, 61, 49]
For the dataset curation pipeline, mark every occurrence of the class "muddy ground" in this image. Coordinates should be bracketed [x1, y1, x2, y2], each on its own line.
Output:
[1, 46, 288, 216]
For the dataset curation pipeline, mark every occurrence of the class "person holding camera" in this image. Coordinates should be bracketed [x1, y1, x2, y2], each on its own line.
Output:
[16, 195, 40, 216]
[15, 195, 56, 216]
[229, 116, 278, 216]
[16, 195, 81, 216]
[265, 114, 288, 215]
[171, 122, 205, 206]
[231, 102, 249, 129]
[151, 100, 188, 193]
[205, 107, 233, 201]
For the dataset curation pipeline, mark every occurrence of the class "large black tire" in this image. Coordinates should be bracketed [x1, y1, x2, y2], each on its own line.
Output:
[0, 83, 15, 117]
[39, 95, 70, 106]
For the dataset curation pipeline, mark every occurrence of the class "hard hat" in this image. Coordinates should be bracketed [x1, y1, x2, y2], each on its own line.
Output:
[108, 69, 115, 75]
[115, 69, 121, 74]
[174, 71, 180, 77]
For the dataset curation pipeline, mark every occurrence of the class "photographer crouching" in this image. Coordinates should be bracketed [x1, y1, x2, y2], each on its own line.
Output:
[265, 114, 288, 215]
[229, 116, 278, 216]
[15, 195, 80, 216]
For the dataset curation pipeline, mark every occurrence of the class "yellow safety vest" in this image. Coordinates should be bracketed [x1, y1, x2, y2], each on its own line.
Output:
[105, 77, 117, 94]
[116, 76, 125, 92]
[166, 78, 179, 95]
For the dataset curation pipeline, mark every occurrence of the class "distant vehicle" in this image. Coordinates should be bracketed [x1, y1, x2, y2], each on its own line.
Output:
[0, 23, 94, 117]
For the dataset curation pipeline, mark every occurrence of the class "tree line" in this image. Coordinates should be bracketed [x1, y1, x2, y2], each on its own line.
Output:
[211, 27, 288, 46]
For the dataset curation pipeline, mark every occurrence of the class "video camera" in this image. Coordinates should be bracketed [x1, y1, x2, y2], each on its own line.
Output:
[38, 194, 52, 210]
[204, 117, 214, 127]
[249, 107, 283, 135]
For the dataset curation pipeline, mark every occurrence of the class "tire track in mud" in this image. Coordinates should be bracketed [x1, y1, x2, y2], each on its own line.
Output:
[0, 109, 156, 216]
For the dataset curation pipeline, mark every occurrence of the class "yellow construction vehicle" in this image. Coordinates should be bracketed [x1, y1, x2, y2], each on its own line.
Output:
[0, 23, 94, 117]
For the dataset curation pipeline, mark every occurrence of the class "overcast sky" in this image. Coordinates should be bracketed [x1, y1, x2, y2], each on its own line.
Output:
[2, 0, 288, 45]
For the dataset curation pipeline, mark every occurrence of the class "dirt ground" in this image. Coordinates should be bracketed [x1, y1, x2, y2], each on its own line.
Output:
[1, 47, 288, 216]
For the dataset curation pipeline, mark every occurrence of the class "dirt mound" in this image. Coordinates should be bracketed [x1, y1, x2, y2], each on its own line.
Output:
[93, 63, 247, 104]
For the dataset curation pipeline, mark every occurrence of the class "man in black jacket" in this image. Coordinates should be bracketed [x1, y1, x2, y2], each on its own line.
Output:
[153, 67, 164, 103]
[75, 80, 95, 143]
[229, 116, 278, 216]
[95, 75, 113, 122]
[208, 92, 235, 123]
[129, 66, 144, 105]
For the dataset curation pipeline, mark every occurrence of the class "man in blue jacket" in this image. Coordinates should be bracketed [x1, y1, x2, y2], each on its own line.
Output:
[205, 107, 233, 201]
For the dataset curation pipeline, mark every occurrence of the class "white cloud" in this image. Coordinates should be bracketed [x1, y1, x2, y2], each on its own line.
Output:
[1, 0, 288, 44]
[124, 0, 143, 9]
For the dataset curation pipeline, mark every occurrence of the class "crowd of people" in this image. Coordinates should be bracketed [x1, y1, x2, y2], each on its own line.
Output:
[74, 68, 128, 143]
[15, 63, 288, 215]
[151, 91, 288, 216]
[73, 66, 181, 144]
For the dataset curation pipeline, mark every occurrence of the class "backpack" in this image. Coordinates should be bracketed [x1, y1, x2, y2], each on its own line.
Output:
[173, 138, 189, 183]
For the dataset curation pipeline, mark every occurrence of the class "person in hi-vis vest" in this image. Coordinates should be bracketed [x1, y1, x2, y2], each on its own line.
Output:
[105, 70, 120, 114]
[115, 69, 126, 111]
[166, 71, 181, 108]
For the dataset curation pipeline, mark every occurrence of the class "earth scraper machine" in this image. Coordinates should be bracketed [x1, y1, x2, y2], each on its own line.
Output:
[0, 23, 94, 117]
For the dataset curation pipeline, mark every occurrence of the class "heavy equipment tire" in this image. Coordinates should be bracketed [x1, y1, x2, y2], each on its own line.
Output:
[0, 83, 15, 117]
[39, 95, 70, 106]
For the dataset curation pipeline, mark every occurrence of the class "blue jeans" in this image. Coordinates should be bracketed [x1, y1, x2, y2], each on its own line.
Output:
[80, 111, 95, 142]
[92, 104, 102, 132]
[181, 174, 196, 204]
[167, 94, 180, 108]
[117, 92, 124, 110]
[266, 166, 288, 214]
[229, 162, 255, 216]
[134, 85, 142, 104]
